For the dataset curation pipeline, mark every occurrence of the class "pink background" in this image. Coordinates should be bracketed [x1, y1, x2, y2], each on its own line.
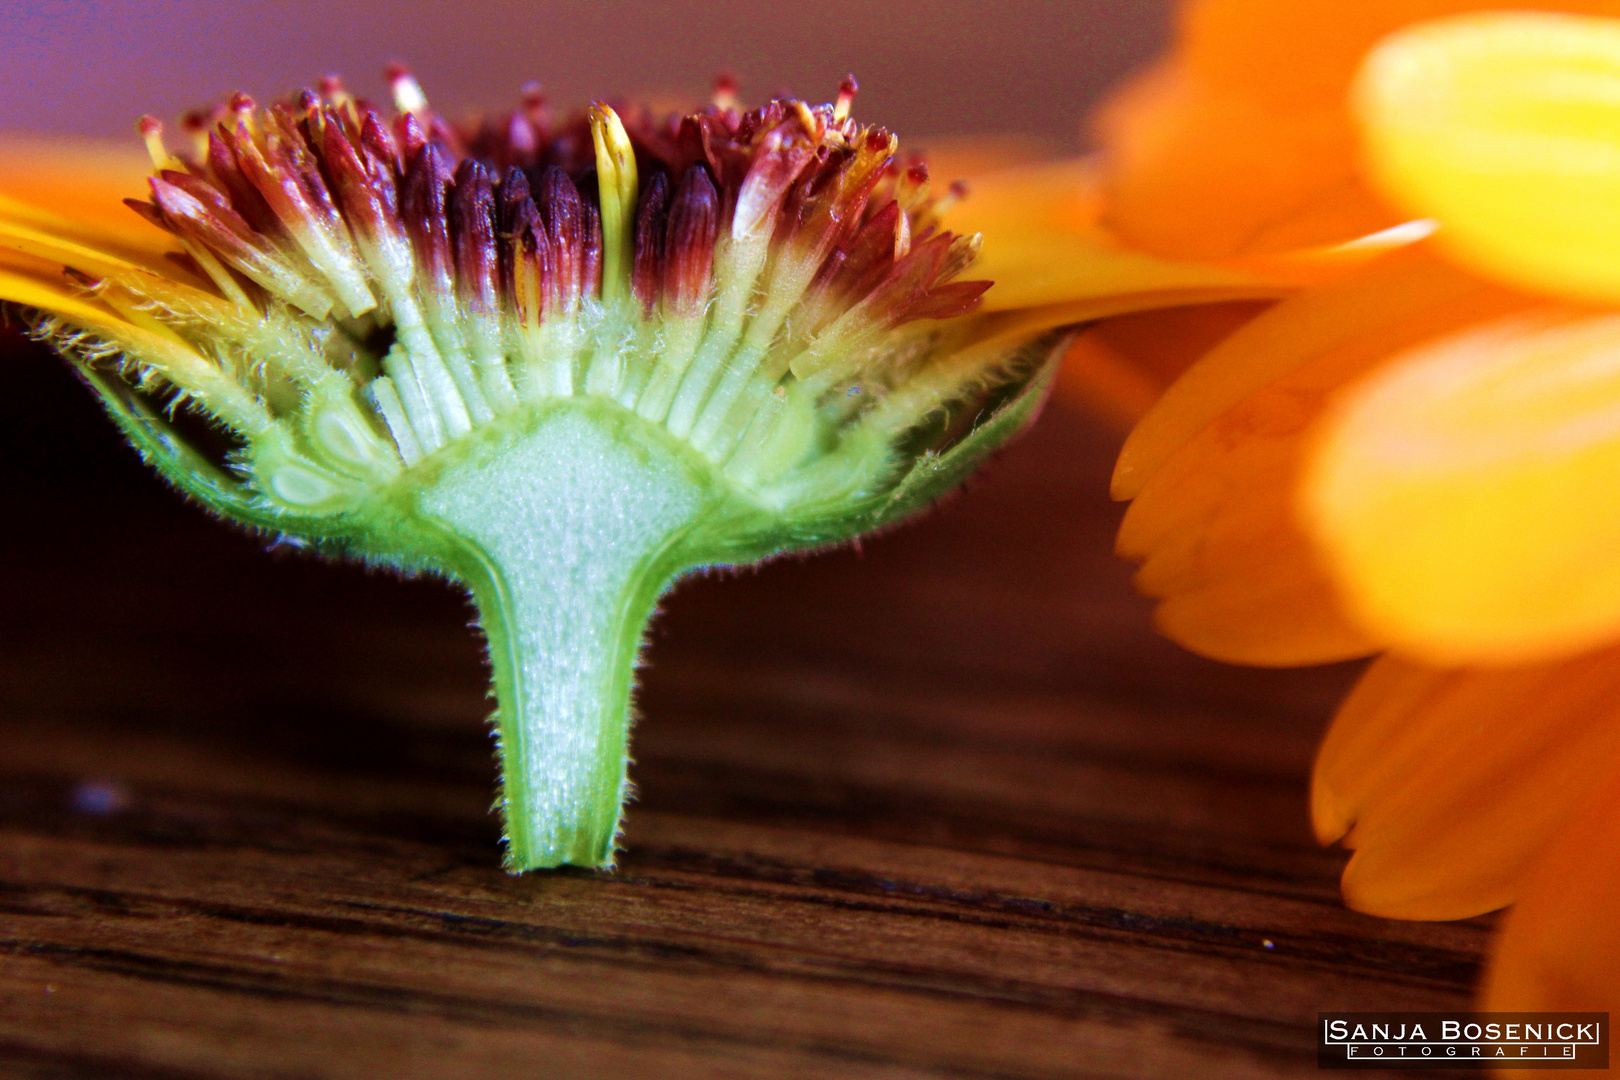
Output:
[0, 0, 1170, 146]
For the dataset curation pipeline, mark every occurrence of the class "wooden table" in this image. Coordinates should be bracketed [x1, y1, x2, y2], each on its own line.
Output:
[0, 337, 1488, 1078]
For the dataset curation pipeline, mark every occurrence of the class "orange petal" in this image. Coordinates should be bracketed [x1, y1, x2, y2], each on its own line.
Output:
[1304, 310, 1620, 664]
[1098, 0, 1620, 262]
[1056, 300, 1273, 429]
[1114, 245, 1485, 501]
[1355, 11, 1620, 305]
[1115, 259, 1534, 666]
[940, 158, 1278, 313]
[1315, 647, 1620, 920]
[1484, 774, 1620, 1013]
[0, 135, 175, 271]
[1149, 566, 1377, 667]
[1096, 59, 1395, 261]
[1119, 371, 1381, 666]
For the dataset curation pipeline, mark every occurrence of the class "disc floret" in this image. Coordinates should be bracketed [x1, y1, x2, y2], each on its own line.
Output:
[25, 71, 1069, 870]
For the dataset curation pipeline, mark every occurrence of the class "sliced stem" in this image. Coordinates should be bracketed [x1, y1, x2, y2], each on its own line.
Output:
[415, 406, 705, 869]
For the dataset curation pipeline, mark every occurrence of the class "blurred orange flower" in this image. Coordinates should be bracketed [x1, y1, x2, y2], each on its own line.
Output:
[1101, 1, 1620, 1019]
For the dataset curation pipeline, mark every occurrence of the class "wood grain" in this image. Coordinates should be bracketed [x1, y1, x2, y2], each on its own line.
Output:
[0, 339, 1489, 1078]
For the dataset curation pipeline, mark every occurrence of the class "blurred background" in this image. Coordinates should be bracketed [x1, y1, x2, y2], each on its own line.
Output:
[0, 0, 1171, 146]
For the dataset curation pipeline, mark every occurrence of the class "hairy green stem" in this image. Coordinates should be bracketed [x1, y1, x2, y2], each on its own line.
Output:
[417, 408, 705, 869]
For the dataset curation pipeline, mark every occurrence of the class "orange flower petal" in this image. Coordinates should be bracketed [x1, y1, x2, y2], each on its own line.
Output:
[1356, 11, 1620, 305]
[1484, 775, 1620, 1013]
[940, 158, 1276, 313]
[1150, 565, 1377, 668]
[1120, 371, 1381, 666]
[1057, 300, 1272, 428]
[1304, 310, 1620, 664]
[1316, 647, 1620, 920]
[1115, 258, 1532, 666]
[1098, 0, 1620, 262]
[1096, 58, 1394, 260]
[0, 135, 175, 270]
[1114, 245, 1484, 501]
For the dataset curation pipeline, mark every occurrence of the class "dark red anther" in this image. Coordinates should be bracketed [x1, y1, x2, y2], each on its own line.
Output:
[122, 197, 168, 230]
[899, 278, 991, 322]
[864, 231, 953, 326]
[396, 113, 428, 161]
[449, 159, 498, 312]
[266, 110, 344, 231]
[147, 175, 266, 266]
[360, 109, 401, 173]
[496, 168, 540, 310]
[580, 198, 602, 302]
[906, 160, 929, 186]
[663, 164, 718, 318]
[733, 131, 819, 241]
[158, 169, 237, 222]
[321, 119, 391, 240]
[668, 116, 706, 177]
[400, 142, 454, 289]
[537, 166, 583, 311]
[205, 129, 280, 237]
[824, 199, 904, 300]
[497, 167, 536, 238]
[630, 171, 670, 318]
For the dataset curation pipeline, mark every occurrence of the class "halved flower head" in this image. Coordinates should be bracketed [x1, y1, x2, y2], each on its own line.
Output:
[2, 68, 1234, 871]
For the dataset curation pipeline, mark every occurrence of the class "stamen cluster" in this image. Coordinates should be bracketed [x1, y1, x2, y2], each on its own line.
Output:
[98, 71, 992, 512]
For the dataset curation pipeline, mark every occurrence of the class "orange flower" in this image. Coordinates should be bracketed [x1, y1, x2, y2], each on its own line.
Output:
[1101, 1, 1620, 1020]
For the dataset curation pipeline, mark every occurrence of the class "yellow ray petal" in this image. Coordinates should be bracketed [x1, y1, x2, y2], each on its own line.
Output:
[1316, 648, 1620, 921]
[1484, 775, 1620, 1013]
[0, 217, 184, 287]
[1115, 267, 1532, 666]
[1305, 310, 1620, 664]
[1096, 60, 1396, 261]
[1151, 565, 1377, 667]
[1114, 244, 1487, 501]
[0, 265, 131, 329]
[1120, 368, 1380, 666]
[0, 267, 265, 434]
[941, 158, 1281, 313]
[1356, 11, 1620, 304]
[1097, 1, 1620, 263]
[0, 135, 175, 270]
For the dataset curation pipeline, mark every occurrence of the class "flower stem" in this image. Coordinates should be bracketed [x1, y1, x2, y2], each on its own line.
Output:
[415, 405, 705, 869]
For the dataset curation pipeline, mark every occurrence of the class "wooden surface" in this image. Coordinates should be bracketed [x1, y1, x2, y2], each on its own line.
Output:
[0, 340, 1491, 1079]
